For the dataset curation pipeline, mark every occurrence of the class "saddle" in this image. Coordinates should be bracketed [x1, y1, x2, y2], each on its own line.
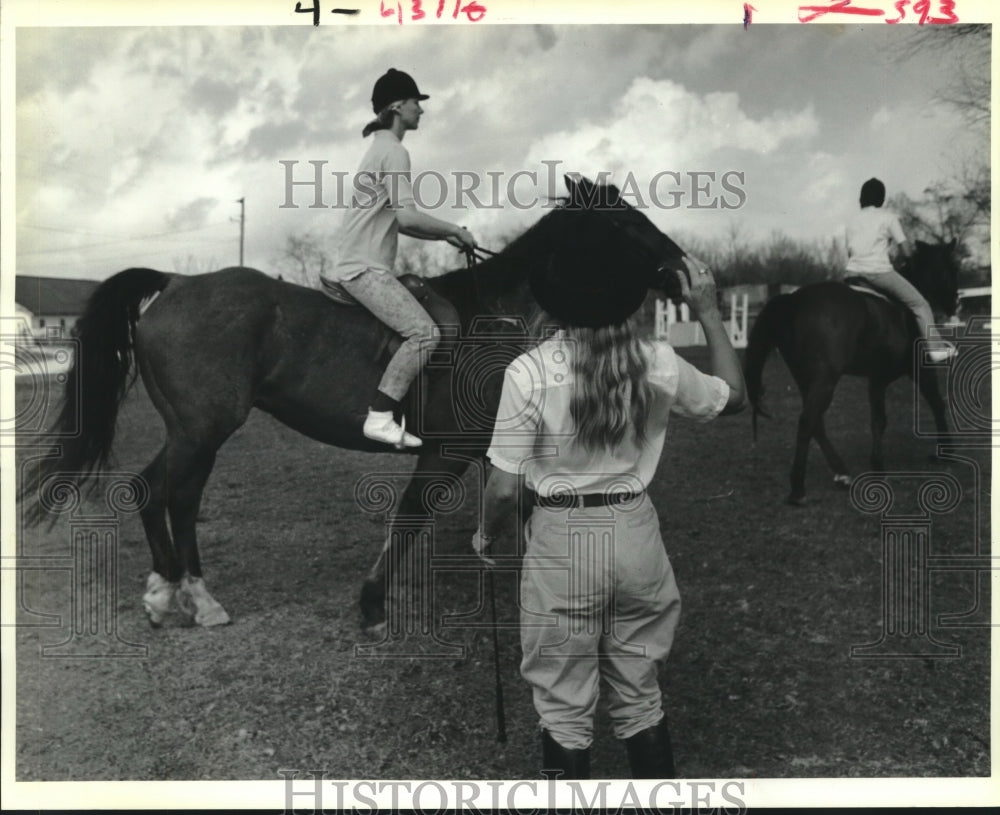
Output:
[842, 276, 893, 304]
[321, 273, 461, 362]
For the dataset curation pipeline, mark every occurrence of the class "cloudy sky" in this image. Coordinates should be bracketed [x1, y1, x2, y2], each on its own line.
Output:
[11, 10, 992, 282]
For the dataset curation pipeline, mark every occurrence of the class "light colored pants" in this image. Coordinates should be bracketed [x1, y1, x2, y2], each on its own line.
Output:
[519, 494, 682, 750]
[851, 270, 943, 342]
[339, 269, 440, 401]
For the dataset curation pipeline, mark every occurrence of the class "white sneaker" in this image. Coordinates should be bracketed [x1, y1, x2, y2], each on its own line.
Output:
[927, 344, 958, 363]
[363, 409, 422, 448]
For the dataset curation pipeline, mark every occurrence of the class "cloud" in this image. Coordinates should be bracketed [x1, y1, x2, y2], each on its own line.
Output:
[165, 197, 219, 232]
[870, 105, 892, 129]
[525, 76, 818, 179]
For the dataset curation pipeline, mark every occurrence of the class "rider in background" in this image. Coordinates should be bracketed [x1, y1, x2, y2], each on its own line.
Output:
[324, 68, 477, 448]
[473, 228, 746, 780]
[844, 178, 956, 362]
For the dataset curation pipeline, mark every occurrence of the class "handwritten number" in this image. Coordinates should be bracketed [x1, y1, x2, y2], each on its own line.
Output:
[299, 0, 486, 25]
[885, 0, 907, 22]
[295, 1, 320, 25]
[380, 0, 402, 23]
[456, 0, 487, 21]
[930, 0, 959, 23]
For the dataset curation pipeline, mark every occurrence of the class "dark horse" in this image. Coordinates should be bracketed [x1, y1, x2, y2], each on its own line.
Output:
[22, 175, 688, 634]
[743, 240, 960, 506]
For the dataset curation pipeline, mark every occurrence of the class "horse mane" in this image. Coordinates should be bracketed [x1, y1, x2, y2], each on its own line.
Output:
[427, 198, 572, 317]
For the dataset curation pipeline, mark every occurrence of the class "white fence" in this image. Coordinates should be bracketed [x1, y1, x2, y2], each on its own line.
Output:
[655, 291, 749, 348]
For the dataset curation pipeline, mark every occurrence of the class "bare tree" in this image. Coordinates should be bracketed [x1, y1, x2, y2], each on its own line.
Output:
[890, 164, 989, 255]
[274, 230, 335, 287]
[893, 24, 990, 130]
[172, 254, 218, 275]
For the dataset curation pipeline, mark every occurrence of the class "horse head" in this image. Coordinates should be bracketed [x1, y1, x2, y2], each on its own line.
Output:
[560, 174, 689, 298]
[907, 239, 960, 321]
[446, 174, 690, 320]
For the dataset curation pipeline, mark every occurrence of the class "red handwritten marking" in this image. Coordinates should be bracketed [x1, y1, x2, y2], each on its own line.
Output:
[798, 0, 885, 23]
[379, 0, 485, 23]
[886, 0, 907, 23]
[930, 0, 959, 22]
[380, 0, 401, 23]
[800, 0, 960, 23]
[454, 0, 487, 21]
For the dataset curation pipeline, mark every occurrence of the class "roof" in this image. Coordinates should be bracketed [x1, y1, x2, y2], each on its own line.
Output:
[14, 275, 101, 316]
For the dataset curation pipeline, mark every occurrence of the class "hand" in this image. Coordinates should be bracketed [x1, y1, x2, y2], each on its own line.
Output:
[447, 226, 477, 250]
[471, 528, 496, 567]
[677, 256, 720, 318]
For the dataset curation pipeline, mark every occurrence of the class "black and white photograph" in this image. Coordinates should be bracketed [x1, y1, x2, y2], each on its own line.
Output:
[3, 0, 994, 810]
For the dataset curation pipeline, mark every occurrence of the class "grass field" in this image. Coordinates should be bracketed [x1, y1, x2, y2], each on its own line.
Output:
[12, 339, 991, 784]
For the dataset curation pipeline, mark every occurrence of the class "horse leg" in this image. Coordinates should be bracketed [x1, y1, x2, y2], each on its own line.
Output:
[360, 449, 471, 636]
[915, 367, 950, 448]
[813, 418, 852, 489]
[139, 447, 183, 626]
[788, 378, 838, 506]
[166, 438, 230, 626]
[868, 378, 889, 471]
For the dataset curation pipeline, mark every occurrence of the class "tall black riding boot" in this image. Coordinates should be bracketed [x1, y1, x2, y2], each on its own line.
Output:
[624, 716, 676, 779]
[541, 729, 591, 780]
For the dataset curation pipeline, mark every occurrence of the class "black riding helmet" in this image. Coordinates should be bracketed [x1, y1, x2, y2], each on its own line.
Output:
[371, 69, 429, 113]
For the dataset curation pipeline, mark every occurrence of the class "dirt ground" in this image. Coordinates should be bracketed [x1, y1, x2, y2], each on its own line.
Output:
[13, 341, 991, 783]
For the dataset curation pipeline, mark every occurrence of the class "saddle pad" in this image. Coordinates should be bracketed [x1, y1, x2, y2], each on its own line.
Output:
[843, 277, 892, 304]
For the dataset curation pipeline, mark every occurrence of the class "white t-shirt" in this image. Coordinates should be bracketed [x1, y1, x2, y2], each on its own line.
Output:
[486, 335, 729, 495]
[844, 207, 907, 275]
[329, 130, 416, 282]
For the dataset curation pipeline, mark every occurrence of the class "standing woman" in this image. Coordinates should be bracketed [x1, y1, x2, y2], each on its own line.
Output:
[324, 68, 477, 448]
[474, 231, 746, 779]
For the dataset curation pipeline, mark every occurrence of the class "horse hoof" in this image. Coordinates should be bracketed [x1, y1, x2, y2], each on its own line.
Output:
[833, 474, 852, 489]
[785, 494, 808, 507]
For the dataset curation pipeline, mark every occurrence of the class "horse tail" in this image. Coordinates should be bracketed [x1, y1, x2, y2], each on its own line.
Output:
[20, 268, 172, 523]
[744, 293, 794, 442]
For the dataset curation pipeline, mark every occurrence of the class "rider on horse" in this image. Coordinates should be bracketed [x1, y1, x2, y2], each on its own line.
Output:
[843, 178, 956, 363]
[323, 68, 477, 449]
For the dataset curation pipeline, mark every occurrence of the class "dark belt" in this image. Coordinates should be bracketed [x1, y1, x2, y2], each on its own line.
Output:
[534, 491, 644, 509]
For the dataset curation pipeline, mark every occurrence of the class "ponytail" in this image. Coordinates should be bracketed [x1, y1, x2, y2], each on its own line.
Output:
[362, 106, 397, 137]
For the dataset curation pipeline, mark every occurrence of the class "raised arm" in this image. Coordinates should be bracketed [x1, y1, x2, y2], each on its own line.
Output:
[677, 256, 747, 414]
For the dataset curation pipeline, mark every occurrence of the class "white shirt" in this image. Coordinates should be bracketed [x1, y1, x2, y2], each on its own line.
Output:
[486, 335, 729, 495]
[845, 207, 907, 275]
[329, 130, 416, 282]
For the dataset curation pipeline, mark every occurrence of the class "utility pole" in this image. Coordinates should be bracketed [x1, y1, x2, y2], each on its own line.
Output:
[236, 197, 245, 266]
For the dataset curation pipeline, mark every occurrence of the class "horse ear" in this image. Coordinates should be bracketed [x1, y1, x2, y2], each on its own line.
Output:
[564, 173, 595, 199]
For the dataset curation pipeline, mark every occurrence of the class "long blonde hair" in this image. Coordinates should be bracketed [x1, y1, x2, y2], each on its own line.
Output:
[533, 311, 654, 450]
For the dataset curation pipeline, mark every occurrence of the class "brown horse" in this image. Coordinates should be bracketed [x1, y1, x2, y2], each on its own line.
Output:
[21, 175, 690, 634]
[743, 240, 960, 505]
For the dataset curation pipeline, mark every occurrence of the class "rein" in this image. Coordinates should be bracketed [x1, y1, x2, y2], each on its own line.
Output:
[460, 245, 515, 317]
